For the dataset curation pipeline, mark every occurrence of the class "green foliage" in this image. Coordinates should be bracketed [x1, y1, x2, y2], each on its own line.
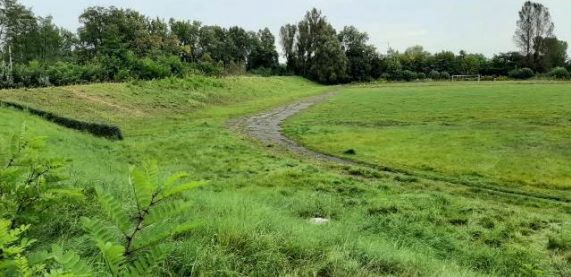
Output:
[281, 8, 348, 84]
[440, 71, 451, 80]
[0, 220, 40, 276]
[429, 70, 441, 80]
[82, 161, 205, 275]
[401, 70, 417, 81]
[0, 125, 82, 226]
[508, 67, 535, 79]
[548, 67, 570, 79]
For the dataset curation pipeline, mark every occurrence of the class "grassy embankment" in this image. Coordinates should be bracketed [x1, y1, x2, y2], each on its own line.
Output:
[1, 78, 570, 276]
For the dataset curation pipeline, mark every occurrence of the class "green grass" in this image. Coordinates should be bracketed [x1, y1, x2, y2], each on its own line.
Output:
[1, 78, 570, 276]
[285, 82, 571, 191]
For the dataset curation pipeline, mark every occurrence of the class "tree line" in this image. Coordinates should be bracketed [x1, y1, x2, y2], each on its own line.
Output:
[279, 3, 570, 84]
[0, 0, 569, 88]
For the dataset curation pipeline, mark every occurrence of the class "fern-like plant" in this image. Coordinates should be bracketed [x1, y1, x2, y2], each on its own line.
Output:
[0, 219, 41, 276]
[0, 125, 83, 227]
[82, 161, 205, 276]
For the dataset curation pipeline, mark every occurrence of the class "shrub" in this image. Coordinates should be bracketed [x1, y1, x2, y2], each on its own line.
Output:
[250, 67, 273, 77]
[193, 61, 224, 77]
[548, 67, 570, 79]
[417, 72, 427, 80]
[46, 62, 83, 86]
[440, 71, 451, 80]
[81, 63, 106, 83]
[380, 73, 391, 80]
[401, 70, 417, 81]
[135, 58, 172, 80]
[12, 61, 46, 87]
[429, 70, 440, 80]
[158, 55, 188, 77]
[508, 68, 535, 80]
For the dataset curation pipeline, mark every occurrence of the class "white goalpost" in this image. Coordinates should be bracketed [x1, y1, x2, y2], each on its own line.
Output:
[451, 74, 481, 82]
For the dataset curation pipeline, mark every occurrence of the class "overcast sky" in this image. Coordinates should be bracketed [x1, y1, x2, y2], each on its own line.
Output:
[19, 0, 571, 58]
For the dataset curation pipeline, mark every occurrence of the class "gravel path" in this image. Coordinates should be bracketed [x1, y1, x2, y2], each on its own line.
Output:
[229, 92, 351, 164]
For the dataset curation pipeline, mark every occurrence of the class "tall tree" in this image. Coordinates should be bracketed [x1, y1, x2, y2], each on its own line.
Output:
[338, 26, 378, 81]
[280, 8, 347, 83]
[401, 45, 430, 73]
[514, 1, 554, 70]
[279, 24, 297, 71]
[169, 19, 201, 62]
[247, 28, 278, 70]
[538, 37, 568, 71]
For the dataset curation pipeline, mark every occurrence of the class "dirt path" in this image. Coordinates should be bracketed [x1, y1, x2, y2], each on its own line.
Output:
[229, 92, 571, 205]
[230, 92, 351, 164]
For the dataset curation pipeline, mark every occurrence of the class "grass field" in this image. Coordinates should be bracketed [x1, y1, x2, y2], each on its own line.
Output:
[1, 78, 570, 276]
[285, 82, 571, 191]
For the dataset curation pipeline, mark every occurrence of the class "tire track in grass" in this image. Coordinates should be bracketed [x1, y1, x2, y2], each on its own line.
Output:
[229, 92, 571, 206]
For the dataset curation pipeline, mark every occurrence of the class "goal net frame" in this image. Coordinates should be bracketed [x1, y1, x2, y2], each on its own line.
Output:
[451, 74, 481, 82]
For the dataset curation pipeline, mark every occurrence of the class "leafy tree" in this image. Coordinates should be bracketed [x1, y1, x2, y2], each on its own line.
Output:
[514, 1, 555, 69]
[247, 28, 278, 71]
[538, 37, 568, 71]
[431, 51, 456, 74]
[279, 24, 297, 72]
[169, 19, 201, 62]
[338, 26, 378, 81]
[401, 45, 430, 73]
[280, 8, 348, 84]
[383, 48, 402, 75]
[490, 52, 526, 75]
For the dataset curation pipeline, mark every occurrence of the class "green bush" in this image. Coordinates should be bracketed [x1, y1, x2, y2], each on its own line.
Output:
[12, 61, 46, 87]
[508, 68, 535, 80]
[193, 61, 224, 77]
[417, 72, 427, 80]
[250, 67, 274, 77]
[401, 70, 417, 81]
[81, 63, 106, 83]
[440, 71, 451, 80]
[429, 70, 440, 80]
[46, 62, 83, 86]
[548, 67, 570, 79]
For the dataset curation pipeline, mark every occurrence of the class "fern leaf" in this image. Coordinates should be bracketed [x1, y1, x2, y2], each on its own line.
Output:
[159, 181, 206, 200]
[132, 222, 196, 252]
[49, 246, 93, 277]
[130, 167, 154, 210]
[145, 200, 191, 225]
[125, 246, 167, 276]
[94, 189, 132, 235]
[96, 241, 125, 276]
[80, 217, 121, 245]
[162, 172, 189, 192]
[142, 161, 159, 187]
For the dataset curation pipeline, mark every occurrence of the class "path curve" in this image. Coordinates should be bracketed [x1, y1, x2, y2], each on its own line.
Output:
[228, 92, 571, 205]
[230, 92, 350, 164]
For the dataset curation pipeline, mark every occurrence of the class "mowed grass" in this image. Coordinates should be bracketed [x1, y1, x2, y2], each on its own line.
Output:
[1, 78, 570, 276]
[285, 82, 571, 190]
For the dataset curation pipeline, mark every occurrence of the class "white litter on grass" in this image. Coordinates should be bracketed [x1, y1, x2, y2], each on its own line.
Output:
[309, 217, 330, 225]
